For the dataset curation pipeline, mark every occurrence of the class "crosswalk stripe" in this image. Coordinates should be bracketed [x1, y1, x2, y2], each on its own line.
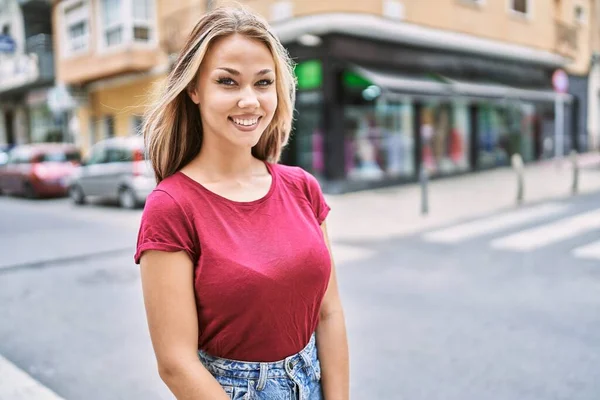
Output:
[491, 208, 600, 252]
[422, 203, 568, 244]
[572, 240, 600, 260]
[0, 355, 64, 400]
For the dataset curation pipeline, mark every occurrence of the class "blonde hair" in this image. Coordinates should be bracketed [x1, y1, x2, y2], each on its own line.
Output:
[143, 5, 296, 183]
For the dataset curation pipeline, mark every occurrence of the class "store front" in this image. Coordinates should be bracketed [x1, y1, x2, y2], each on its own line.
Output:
[281, 35, 574, 192]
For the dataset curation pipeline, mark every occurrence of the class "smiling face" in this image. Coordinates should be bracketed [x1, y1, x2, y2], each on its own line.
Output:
[188, 33, 278, 152]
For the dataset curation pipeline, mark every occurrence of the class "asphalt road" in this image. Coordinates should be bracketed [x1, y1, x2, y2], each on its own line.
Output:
[0, 192, 599, 400]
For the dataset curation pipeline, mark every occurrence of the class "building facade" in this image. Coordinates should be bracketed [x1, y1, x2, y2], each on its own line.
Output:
[52, 0, 593, 191]
[0, 0, 57, 147]
[265, 0, 592, 191]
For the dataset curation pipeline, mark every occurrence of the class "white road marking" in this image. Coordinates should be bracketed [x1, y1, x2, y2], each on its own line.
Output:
[491, 209, 600, 252]
[422, 203, 568, 244]
[572, 239, 600, 260]
[0, 355, 64, 400]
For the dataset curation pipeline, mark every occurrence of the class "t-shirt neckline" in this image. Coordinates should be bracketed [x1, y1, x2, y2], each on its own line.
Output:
[176, 161, 277, 206]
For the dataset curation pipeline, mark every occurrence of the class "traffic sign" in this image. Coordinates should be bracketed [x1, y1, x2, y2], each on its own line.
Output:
[552, 69, 569, 93]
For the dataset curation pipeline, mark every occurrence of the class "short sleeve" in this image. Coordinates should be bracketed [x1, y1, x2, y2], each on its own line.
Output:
[302, 170, 331, 225]
[134, 189, 199, 264]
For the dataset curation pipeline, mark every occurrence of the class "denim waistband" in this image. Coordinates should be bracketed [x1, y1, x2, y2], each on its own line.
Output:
[198, 333, 318, 383]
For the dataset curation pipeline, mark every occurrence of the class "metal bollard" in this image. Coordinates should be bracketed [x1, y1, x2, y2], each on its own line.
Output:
[420, 163, 429, 215]
[570, 150, 579, 195]
[511, 153, 524, 205]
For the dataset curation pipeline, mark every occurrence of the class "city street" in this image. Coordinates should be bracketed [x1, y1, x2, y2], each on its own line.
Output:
[1, 189, 600, 400]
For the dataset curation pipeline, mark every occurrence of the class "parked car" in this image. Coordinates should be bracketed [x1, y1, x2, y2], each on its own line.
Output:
[0, 143, 81, 198]
[0, 145, 11, 166]
[68, 136, 156, 209]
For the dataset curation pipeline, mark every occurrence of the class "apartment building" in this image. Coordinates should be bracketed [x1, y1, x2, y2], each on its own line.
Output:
[0, 0, 56, 146]
[52, 0, 592, 191]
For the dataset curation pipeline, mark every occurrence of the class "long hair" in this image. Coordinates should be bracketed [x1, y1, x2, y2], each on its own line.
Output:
[143, 5, 296, 183]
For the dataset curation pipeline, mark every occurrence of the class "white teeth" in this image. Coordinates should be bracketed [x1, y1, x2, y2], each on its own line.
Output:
[232, 117, 258, 126]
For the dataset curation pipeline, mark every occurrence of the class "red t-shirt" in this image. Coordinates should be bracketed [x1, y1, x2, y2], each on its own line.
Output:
[134, 162, 331, 362]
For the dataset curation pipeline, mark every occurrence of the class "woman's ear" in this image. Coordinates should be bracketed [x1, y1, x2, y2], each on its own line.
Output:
[187, 83, 200, 105]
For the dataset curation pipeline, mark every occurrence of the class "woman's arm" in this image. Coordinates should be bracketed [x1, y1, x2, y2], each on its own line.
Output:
[316, 220, 350, 400]
[140, 250, 229, 400]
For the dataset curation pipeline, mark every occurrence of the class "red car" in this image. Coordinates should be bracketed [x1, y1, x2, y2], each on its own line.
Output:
[0, 143, 81, 198]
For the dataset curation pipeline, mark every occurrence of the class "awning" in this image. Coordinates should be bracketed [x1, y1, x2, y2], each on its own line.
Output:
[351, 66, 451, 96]
[350, 65, 572, 103]
[445, 77, 573, 103]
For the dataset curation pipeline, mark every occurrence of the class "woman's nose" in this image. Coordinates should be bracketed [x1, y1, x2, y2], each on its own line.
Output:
[237, 87, 260, 109]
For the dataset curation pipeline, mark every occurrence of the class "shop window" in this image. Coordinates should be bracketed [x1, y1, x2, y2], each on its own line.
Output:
[289, 91, 324, 177]
[344, 100, 415, 181]
[421, 101, 471, 175]
[476, 103, 533, 168]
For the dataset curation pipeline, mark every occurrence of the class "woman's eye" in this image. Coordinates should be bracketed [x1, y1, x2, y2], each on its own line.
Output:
[256, 79, 274, 87]
[216, 78, 236, 86]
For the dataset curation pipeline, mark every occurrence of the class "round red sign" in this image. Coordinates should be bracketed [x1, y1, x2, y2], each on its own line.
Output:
[552, 69, 569, 93]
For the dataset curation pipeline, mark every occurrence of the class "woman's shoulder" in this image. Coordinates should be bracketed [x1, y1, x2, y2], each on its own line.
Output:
[145, 172, 194, 211]
[271, 162, 313, 186]
[270, 163, 324, 197]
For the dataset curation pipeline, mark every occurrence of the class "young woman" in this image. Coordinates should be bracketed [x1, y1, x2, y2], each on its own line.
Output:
[135, 5, 349, 399]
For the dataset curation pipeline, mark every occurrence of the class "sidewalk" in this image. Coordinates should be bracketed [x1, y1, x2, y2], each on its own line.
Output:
[325, 152, 600, 244]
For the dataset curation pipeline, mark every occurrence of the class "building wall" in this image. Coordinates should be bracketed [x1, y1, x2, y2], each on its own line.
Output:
[54, 0, 167, 85]
[250, 0, 586, 57]
[77, 74, 165, 153]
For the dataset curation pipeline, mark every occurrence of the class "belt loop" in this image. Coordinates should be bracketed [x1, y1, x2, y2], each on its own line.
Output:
[299, 350, 318, 381]
[257, 363, 268, 391]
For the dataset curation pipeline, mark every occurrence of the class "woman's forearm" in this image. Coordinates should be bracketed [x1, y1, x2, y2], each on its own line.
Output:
[159, 359, 230, 400]
[316, 310, 350, 400]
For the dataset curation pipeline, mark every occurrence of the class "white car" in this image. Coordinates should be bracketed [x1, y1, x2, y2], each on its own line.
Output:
[68, 136, 156, 209]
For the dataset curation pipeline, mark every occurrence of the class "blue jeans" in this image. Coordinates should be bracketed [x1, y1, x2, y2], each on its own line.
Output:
[198, 333, 323, 399]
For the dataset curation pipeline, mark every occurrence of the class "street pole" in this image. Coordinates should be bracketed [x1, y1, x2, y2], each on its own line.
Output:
[570, 150, 579, 195]
[420, 162, 429, 215]
[511, 153, 524, 205]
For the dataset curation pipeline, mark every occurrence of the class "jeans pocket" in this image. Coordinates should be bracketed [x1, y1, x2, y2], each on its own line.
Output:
[216, 376, 250, 400]
[222, 385, 249, 400]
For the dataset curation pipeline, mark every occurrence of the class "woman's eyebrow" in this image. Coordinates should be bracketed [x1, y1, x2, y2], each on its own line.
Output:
[216, 67, 273, 76]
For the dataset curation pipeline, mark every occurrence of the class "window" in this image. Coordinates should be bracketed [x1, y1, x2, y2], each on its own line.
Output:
[132, 0, 153, 42]
[101, 0, 124, 47]
[421, 101, 471, 175]
[459, 0, 484, 5]
[510, 0, 528, 15]
[104, 115, 115, 138]
[575, 5, 585, 24]
[99, 0, 155, 49]
[87, 146, 108, 165]
[106, 147, 132, 163]
[62, 0, 90, 56]
[131, 115, 143, 134]
[40, 150, 81, 163]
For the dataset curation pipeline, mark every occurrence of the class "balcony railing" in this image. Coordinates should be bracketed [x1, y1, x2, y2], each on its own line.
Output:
[0, 33, 54, 93]
[26, 33, 54, 81]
